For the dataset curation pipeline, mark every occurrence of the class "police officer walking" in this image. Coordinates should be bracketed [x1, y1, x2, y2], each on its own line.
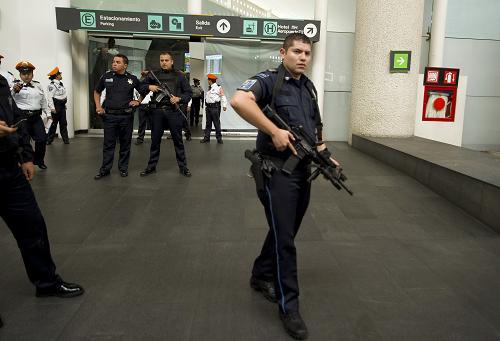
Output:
[11, 61, 49, 169]
[187, 77, 203, 127]
[0, 74, 84, 302]
[139, 51, 192, 177]
[231, 33, 341, 340]
[200, 74, 227, 144]
[93, 54, 145, 179]
[46, 67, 69, 145]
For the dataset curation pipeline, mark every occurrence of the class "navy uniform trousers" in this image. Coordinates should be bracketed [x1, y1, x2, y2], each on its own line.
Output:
[136, 104, 151, 142]
[190, 97, 202, 126]
[252, 165, 311, 314]
[204, 103, 222, 141]
[25, 115, 47, 166]
[0, 164, 61, 289]
[147, 107, 187, 169]
[100, 113, 134, 173]
[47, 100, 69, 143]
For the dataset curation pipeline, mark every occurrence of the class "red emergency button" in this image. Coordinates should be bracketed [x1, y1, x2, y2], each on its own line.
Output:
[433, 97, 446, 111]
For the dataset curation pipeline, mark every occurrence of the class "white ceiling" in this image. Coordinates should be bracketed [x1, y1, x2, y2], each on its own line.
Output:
[248, 0, 315, 19]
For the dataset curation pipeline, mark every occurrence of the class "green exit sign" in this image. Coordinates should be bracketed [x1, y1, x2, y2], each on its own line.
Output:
[390, 50, 411, 73]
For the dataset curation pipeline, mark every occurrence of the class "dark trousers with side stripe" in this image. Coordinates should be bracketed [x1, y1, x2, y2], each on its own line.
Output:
[147, 107, 187, 169]
[100, 114, 134, 173]
[26, 115, 47, 166]
[0, 165, 61, 289]
[47, 103, 69, 143]
[204, 104, 222, 141]
[251, 166, 311, 314]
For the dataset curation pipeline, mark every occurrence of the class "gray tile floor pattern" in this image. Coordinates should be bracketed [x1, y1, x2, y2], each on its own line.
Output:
[1, 137, 500, 341]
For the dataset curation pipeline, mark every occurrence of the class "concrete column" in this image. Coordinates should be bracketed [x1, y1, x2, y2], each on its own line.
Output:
[71, 30, 89, 131]
[311, 0, 328, 118]
[54, 0, 74, 137]
[188, 0, 202, 14]
[428, 0, 448, 67]
[350, 0, 425, 138]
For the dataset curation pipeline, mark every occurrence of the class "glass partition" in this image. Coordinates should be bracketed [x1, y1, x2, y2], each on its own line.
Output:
[88, 36, 188, 129]
[203, 39, 282, 130]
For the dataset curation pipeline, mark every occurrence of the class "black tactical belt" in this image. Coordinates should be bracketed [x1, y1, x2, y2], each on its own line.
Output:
[21, 109, 42, 117]
[206, 102, 221, 108]
[106, 108, 135, 115]
[149, 103, 170, 109]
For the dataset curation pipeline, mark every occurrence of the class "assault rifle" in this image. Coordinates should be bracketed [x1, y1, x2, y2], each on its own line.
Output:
[148, 70, 188, 121]
[263, 105, 353, 196]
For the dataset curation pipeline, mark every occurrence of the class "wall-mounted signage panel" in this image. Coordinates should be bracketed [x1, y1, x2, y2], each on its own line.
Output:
[56, 8, 321, 42]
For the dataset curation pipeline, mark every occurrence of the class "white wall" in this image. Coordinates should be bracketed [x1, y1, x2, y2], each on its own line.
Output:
[414, 75, 468, 146]
[0, 0, 74, 137]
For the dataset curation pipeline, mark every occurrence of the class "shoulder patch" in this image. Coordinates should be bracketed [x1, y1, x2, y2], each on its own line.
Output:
[255, 72, 269, 79]
[48, 85, 54, 91]
[238, 79, 257, 91]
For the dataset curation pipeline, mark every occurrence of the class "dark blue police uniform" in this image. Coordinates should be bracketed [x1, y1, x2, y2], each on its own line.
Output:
[0, 75, 61, 289]
[95, 71, 144, 175]
[141, 69, 192, 175]
[238, 64, 320, 315]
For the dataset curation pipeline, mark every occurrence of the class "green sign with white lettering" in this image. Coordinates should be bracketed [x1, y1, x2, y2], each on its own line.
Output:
[390, 50, 411, 73]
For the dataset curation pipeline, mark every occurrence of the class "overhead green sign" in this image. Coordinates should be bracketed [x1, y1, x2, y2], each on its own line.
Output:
[390, 50, 411, 73]
[56, 7, 321, 42]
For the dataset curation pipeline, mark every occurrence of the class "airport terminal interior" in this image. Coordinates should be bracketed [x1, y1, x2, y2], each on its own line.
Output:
[0, 0, 499, 340]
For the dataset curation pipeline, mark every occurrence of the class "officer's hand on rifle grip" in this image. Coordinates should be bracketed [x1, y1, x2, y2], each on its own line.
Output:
[271, 128, 297, 155]
[170, 96, 180, 105]
[149, 85, 160, 92]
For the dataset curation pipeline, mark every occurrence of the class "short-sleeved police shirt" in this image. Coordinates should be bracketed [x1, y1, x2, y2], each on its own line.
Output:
[95, 71, 144, 110]
[237, 65, 318, 158]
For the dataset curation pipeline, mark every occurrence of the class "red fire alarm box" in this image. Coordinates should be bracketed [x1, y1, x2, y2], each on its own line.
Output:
[422, 67, 460, 122]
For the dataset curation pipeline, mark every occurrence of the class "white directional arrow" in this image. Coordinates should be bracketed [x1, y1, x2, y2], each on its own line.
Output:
[303, 23, 317, 38]
[217, 19, 231, 34]
[397, 56, 406, 65]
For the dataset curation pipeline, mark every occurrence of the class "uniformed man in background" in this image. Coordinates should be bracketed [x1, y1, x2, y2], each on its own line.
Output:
[231, 33, 342, 340]
[0, 74, 84, 304]
[46, 67, 69, 145]
[11, 61, 49, 169]
[187, 77, 203, 127]
[93, 54, 145, 179]
[139, 51, 192, 177]
[135, 70, 152, 145]
[200, 74, 227, 144]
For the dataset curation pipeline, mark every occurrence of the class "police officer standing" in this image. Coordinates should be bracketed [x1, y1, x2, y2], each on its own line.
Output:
[11, 61, 49, 169]
[94, 54, 145, 179]
[0, 74, 84, 301]
[231, 33, 341, 340]
[187, 77, 203, 127]
[139, 51, 192, 177]
[46, 67, 69, 145]
[200, 74, 227, 144]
